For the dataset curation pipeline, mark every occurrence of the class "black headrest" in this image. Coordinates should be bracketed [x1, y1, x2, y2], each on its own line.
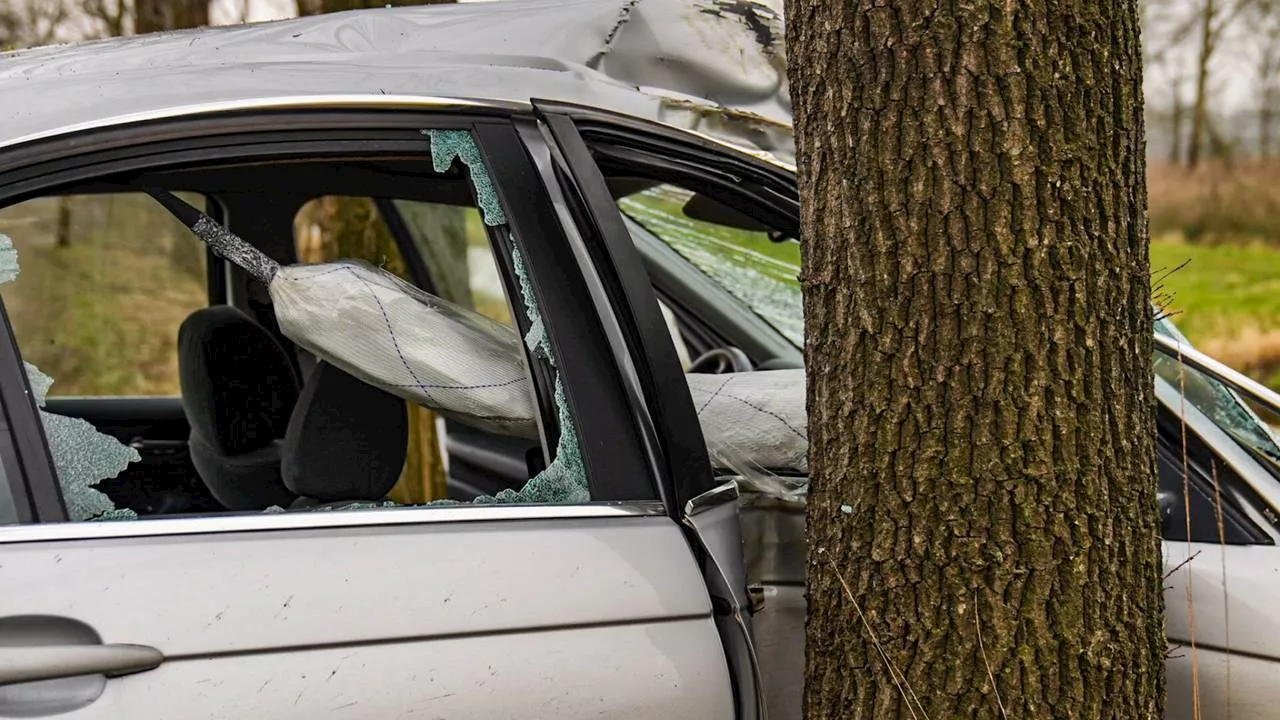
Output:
[178, 306, 300, 456]
[280, 362, 408, 502]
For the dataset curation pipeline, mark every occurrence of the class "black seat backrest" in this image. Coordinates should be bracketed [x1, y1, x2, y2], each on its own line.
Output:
[280, 361, 408, 505]
[178, 305, 300, 511]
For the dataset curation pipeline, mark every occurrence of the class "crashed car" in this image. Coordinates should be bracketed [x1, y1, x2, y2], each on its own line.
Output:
[0, 1, 1274, 719]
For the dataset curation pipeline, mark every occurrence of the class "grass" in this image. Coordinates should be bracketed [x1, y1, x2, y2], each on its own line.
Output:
[1148, 160, 1280, 388]
[1152, 235, 1280, 386]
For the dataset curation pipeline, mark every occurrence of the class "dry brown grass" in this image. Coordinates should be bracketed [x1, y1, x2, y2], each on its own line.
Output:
[1149, 160, 1280, 245]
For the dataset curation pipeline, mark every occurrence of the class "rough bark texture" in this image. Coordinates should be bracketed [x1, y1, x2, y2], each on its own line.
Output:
[134, 0, 208, 33]
[787, 1, 1165, 719]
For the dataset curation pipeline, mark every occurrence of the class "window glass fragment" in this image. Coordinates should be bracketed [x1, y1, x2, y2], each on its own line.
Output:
[0, 239, 139, 522]
[24, 362, 139, 522]
[428, 130, 508, 227]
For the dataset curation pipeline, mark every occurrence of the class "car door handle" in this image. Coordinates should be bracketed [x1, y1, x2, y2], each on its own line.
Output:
[0, 644, 164, 685]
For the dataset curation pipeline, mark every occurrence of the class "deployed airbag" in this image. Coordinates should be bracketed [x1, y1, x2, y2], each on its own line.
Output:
[147, 190, 810, 477]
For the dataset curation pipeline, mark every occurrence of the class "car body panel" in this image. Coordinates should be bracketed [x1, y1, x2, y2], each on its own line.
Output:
[1165, 646, 1280, 720]
[0, 0, 792, 164]
[0, 514, 733, 718]
[81, 620, 729, 720]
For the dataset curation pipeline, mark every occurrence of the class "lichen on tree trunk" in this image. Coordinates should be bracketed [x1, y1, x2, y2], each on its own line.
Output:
[786, 1, 1165, 718]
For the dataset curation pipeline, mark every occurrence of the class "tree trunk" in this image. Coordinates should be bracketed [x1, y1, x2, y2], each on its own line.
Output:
[1171, 79, 1185, 165]
[134, 0, 208, 33]
[55, 197, 72, 248]
[1190, 0, 1216, 169]
[787, 1, 1165, 718]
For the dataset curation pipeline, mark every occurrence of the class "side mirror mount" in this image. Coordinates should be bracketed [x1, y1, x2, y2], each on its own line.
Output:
[1157, 489, 1177, 531]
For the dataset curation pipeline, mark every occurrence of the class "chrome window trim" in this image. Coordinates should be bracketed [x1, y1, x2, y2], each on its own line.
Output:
[1154, 333, 1280, 420]
[0, 502, 667, 545]
[0, 94, 525, 153]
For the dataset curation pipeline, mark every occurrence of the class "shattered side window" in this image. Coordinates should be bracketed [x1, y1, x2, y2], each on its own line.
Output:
[0, 130, 594, 525]
[418, 130, 587, 507]
[0, 233, 141, 522]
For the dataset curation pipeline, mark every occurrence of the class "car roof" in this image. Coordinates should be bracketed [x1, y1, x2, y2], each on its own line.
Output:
[0, 0, 795, 165]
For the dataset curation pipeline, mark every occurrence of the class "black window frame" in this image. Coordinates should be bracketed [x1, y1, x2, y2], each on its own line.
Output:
[0, 109, 660, 522]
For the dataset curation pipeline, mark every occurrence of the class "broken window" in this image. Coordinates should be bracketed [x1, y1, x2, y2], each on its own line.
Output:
[0, 233, 142, 521]
[0, 129, 607, 523]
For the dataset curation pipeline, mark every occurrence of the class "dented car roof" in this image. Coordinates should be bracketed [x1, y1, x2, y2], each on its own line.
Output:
[0, 0, 794, 163]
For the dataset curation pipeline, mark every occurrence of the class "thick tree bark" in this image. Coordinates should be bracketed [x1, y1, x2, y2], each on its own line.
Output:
[134, 0, 208, 33]
[788, 1, 1165, 719]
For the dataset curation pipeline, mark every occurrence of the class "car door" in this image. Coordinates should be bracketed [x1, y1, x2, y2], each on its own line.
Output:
[0, 110, 734, 719]
[1151, 335, 1280, 720]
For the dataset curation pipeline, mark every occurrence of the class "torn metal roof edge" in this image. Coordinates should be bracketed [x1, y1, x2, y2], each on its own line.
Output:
[0, 0, 796, 166]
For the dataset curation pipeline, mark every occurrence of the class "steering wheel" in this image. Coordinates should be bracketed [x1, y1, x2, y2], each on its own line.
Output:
[688, 346, 753, 374]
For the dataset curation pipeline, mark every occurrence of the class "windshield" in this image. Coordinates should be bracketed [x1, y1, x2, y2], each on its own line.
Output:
[618, 184, 804, 346]
[1154, 317, 1280, 469]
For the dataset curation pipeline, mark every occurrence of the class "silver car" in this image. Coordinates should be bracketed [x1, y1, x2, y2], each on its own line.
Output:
[0, 2, 1274, 719]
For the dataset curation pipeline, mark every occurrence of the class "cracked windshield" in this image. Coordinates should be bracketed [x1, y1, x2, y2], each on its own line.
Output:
[620, 184, 803, 346]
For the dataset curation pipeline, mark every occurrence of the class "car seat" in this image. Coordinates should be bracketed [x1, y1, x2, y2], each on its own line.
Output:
[178, 305, 301, 510]
[280, 360, 408, 509]
[180, 307, 409, 512]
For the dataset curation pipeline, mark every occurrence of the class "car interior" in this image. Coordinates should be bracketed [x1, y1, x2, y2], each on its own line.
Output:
[0, 153, 783, 521]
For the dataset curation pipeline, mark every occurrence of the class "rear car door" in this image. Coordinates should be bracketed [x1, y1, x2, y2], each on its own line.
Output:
[0, 111, 733, 719]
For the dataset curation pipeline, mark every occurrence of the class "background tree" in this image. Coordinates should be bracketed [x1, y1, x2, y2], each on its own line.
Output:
[1249, 0, 1280, 158]
[788, 0, 1166, 718]
[134, 0, 208, 33]
[1186, 0, 1252, 166]
[297, 0, 450, 13]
